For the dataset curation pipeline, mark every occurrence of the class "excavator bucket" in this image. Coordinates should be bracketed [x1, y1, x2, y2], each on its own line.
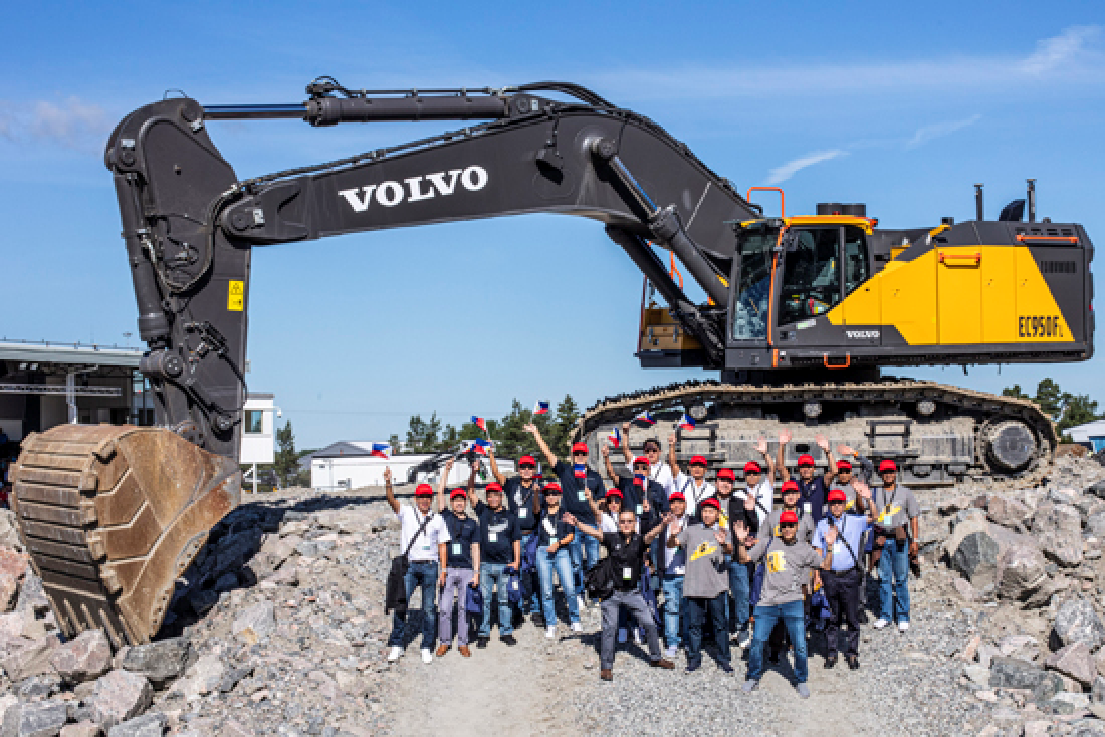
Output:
[8, 424, 239, 646]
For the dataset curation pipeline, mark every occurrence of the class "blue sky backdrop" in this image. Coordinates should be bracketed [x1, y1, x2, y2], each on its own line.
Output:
[3, 1, 1104, 448]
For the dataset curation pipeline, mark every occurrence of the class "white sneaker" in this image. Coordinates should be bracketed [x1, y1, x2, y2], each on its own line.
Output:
[571, 622, 583, 633]
[633, 629, 643, 645]
[664, 646, 679, 659]
[898, 621, 910, 632]
[870, 568, 881, 581]
[387, 646, 403, 662]
[736, 631, 751, 649]
[872, 618, 890, 630]
[577, 595, 587, 611]
[546, 625, 557, 639]
[421, 648, 433, 664]
[617, 628, 628, 644]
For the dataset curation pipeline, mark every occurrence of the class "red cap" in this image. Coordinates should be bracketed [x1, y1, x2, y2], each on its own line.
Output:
[518, 455, 536, 466]
[879, 459, 897, 473]
[668, 491, 686, 502]
[743, 461, 762, 474]
[633, 456, 650, 467]
[486, 482, 503, 493]
[544, 482, 562, 493]
[449, 488, 467, 500]
[827, 488, 848, 503]
[699, 497, 720, 510]
[606, 489, 624, 500]
[414, 484, 434, 497]
[797, 454, 815, 467]
[782, 480, 800, 494]
[571, 442, 589, 455]
[779, 509, 799, 525]
[716, 468, 735, 481]
[837, 459, 853, 471]
[690, 455, 707, 466]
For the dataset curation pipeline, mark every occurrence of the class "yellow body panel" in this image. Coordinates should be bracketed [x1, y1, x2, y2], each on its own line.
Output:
[827, 245, 1072, 345]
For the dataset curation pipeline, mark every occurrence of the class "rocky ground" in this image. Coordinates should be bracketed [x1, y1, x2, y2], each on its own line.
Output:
[1, 454, 1105, 735]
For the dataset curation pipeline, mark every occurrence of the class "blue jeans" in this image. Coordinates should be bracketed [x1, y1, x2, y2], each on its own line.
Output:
[519, 532, 541, 613]
[660, 574, 686, 650]
[685, 593, 730, 668]
[878, 538, 911, 622]
[729, 559, 750, 631]
[748, 600, 807, 683]
[568, 533, 601, 595]
[478, 562, 514, 637]
[535, 545, 580, 626]
[387, 560, 438, 649]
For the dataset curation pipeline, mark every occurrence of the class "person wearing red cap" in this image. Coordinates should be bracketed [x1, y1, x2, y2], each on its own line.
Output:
[813, 485, 872, 669]
[433, 458, 481, 658]
[729, 438, 775, 643]
[525, 423, 605, 610]
[776, 430, 838, 528]
[564, 508, 675, 680]
[659, 490, 691, 658]
[759, 479, 818, 662]
[734, 507, 834, 698]
[720, 467, 760, 646]
[828, 445, 875, 519]
[384, 467, 452, 664]
[871, 458, 920, 632]
[618, 422, 674, 500]
[735, 438, 776, 528]
[532, 483, 582, 639]
[465, 472, 521, 648]
[666, 433, 716, 517]
[488, 446, 543, 618]
[601, 448, 666, 534]
[670, 496, 734, 673]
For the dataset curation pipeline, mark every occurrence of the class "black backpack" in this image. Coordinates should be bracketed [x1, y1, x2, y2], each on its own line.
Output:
[584, 555, 616, 601]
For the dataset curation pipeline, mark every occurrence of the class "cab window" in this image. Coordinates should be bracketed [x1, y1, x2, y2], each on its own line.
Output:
[843, 226, 869, 297]
[778, 227, 841, 326]
[731, 227, 775, 340]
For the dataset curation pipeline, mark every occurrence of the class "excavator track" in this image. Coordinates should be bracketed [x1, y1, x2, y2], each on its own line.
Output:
[9, 424, 239, 646]
[574, 378, 1057, 487]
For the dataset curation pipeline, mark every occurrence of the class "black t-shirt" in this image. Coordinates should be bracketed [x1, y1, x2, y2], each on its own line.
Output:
[554, 460, 605, 525]
[797, 475, 829, 526]
[473, 501, 519, 565]
[602, 532, 649, 591]
[616, 475, 665, 531]
[441, 509, 479, 569]
[504, 476, 542, 532]
[728, 495, 760, 538]
[536, 508, 575, 548]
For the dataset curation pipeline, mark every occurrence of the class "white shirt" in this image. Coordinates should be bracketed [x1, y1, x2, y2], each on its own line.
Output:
[674, 471, 715, 511]
[663, 513, 692, 574]
[397, 505, 451, 562]
[649, 461, 674, 498]
[735, 479, 773, 526]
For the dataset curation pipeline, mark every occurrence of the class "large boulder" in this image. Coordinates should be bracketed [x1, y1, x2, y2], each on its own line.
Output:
[951, 530, 1001, 586]
[1034, 501, 1084, 567]
[119, 638, 190, 688]
[87, 670, 153, 730]
[988, 495, 1033, 530]
[105, 712, 166, 737]
[0, 635, 59, 681]
[1046, 642, 1097, 687]
[1054, 598, 1105, 651]
[990, 656, 1066, 701]
[1088, 512, 1105, 539]
[996, 543, 1048, 600]
[50, 630, 112, 684]
[1, 700, 69, 737]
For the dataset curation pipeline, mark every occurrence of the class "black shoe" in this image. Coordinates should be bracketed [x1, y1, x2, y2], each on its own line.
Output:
[685, 661, 701, 673]
[476, 637, 489, 649]
[531, 614, 546, 628]
[767, 650, 780, 665]
[846, 655, 860, 670]
[501, 634, 517, 647]
[857, 610, 869, 625]
[824, 655, 838, 669]
[719, 663, 734, 674]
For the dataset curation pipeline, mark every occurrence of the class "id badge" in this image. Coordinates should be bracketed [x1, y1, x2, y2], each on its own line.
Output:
[803, 502, 812, 515]
[488, 532, 498, 543]
[636, 504, 643, 515]
[452, 543, 462, 556]
[577, 490, 587, 502]
[518, 508, 527, 519]
[623, 567, 632, 579]
[549, 536, 558, 547]
[673, 565, 685, 576]
[421, 543, 432, 553]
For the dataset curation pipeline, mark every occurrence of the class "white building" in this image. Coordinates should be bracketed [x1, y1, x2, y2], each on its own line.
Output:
[309, 441, 514, 492]
[1068, 419, 1105, 453]
[240, 393, 276, 494]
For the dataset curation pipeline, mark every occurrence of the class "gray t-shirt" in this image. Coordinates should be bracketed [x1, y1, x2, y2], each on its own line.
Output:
[828, 481, 866, 517]
[873, 484, 920, 530]
[747, 536, 821, 607]
[765, 507, 817, 545]
[675, 522, 732, 599]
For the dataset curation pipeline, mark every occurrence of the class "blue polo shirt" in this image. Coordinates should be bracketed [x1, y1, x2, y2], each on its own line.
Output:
[812, 514, 867, 572]
[503, 476, 542, 533]
[473, 501, 519, 565]
[796, 475, 829, 525]
[616, 475, 667, 526]
[554, 460, 605, 526]
[441, 509, 479, 569]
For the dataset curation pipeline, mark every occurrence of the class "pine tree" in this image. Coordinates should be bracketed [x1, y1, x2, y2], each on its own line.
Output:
[1002, 385, 1030, 400]
[274, 421, 297, 488]
[1059, 394, 1100, 435]
[1035, 379, 1065, 421]
[550, 394, 581, 459]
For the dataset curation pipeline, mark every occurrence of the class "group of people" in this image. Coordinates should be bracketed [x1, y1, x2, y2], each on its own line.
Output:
[384, 422, 920, 698]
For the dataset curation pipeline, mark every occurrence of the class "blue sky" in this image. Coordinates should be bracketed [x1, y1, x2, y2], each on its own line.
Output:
[3, 1, 1104, 449]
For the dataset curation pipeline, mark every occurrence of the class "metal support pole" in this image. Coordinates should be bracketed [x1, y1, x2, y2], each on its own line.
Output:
[66, 372, 77, 424]
[252, 463, 258, 495]
[974, 184, 984, 221]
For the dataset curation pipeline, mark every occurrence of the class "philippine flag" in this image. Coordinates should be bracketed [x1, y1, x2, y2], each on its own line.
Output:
[607, 427, 622, 449]
[678, 414, 696, 431]
[370, 443, 391, 459]
[466, 438, 492, 455]
[533, 400, 550, 416]
[471, 416, 488, 435]
[634, 411, 656, 426]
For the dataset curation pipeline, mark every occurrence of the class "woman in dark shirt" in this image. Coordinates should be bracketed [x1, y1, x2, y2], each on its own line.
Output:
[534, 483, 581, 639]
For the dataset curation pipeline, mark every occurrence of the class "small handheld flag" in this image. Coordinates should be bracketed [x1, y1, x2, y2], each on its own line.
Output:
[607, 427, 622, 449]
[634, 411, 656, 426]
[370, 443, 391, 459]
[464, 438, 493, 455]
[678, 414, 696, 431]
[471, 416, 488, 435]
[533, 400, 550, 416]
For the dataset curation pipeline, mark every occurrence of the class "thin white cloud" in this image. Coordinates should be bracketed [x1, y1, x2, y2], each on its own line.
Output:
[766, 149, 846, 184]
[906, 113, 982, 150]
[0, 96, 111, 151]
[1019, 25, 1101, 75]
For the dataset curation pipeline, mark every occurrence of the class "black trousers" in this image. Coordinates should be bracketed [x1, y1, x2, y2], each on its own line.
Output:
[822, 568, 861, 657]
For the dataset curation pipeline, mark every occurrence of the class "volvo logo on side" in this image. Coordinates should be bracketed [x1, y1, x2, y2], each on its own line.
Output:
[845, 330, 880, 339]
[338, 166, 489, 212]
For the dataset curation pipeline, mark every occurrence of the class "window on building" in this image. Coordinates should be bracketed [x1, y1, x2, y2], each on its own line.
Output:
[245, 410, 264, 435]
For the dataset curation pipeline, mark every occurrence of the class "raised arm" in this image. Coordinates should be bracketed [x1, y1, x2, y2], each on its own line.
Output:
[644, 513, 672, 545]
[818, 434, 837, 485]
[466, 463, 481, 510]
[620, 421, 634, 465]
[384, 467, 399, 515]
[602, 443, 622, 486]
[667, 432, 681, 477]
[777, 429, 792, 483]
[562, 511, 601, 540]
[756, 437, 776, 482]
[487, 445, 506, 486]
[853, 478, 874, 519]
[820, 524, 837, 570]
[732, 519, 751, 563]
[436, 458, 455, 513]
[524, 423, 558, 468]
[665, 516, 683, 549]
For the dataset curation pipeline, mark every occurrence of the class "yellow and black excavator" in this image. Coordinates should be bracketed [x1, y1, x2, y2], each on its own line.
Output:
[9, 79, 1093, 645]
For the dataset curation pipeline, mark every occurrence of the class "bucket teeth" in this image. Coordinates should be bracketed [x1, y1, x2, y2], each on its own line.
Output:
[10, 425, 240, 645]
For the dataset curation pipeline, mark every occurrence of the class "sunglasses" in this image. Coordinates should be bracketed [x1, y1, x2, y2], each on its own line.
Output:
[746, 471, 761, 476]
[572, 452, 588, 457]
[518, 464, 536, 470]
[634, 465, 649, 471]
[780, 522, 798, 528]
